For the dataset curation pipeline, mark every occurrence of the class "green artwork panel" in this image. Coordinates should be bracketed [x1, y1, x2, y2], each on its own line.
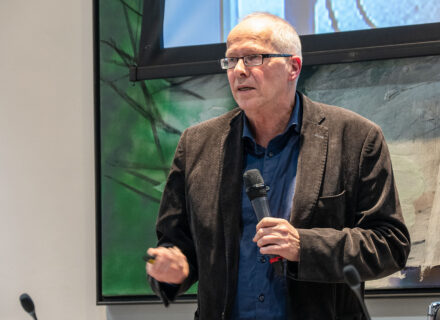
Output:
[98, 0, 440, 298]
[98, 0, 234, 296]
[100, 72, 234, 296]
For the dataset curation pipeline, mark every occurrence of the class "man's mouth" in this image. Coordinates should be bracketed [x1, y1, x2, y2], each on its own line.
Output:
[237, 87, 254, 91]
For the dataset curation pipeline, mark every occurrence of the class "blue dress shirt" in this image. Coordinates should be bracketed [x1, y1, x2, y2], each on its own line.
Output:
[232, 93, 302, 320]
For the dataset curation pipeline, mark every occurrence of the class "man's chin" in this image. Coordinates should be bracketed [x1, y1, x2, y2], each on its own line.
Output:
[237, 102, 264, 113]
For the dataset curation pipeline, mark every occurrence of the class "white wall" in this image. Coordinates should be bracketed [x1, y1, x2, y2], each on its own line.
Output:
[0, 0, 438, 320]
[0, 0, 105, 319]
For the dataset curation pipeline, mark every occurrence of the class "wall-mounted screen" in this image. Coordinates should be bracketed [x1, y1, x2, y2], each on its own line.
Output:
[163, 0, 440, 48]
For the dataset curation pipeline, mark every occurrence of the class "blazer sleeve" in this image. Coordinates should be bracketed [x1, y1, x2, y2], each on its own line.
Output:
[291, 125, 411, 282]
[148, 130, 199, 301]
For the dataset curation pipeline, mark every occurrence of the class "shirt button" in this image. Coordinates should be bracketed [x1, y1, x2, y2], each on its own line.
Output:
[268, 152, 274, 157]
[260, 256, 267, 263]
[258, 294, 265, 302]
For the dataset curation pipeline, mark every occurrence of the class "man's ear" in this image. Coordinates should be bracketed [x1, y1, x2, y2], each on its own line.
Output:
[288, 56, 302, 82]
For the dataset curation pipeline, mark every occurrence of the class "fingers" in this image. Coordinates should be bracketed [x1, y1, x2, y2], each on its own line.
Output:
[145, 246, 189, 284]
[259, 242, 288, 256]
[253, 217, 300, 261]
[256, 217, 281, 229]
[255, 233, 285, 247]
[253, 218, 291, 242]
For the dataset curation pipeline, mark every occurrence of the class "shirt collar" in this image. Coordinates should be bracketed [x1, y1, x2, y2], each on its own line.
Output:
[242, 92, 302, 154]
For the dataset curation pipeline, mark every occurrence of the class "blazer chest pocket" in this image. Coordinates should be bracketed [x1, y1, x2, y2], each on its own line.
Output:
[312, 190, 346, 229]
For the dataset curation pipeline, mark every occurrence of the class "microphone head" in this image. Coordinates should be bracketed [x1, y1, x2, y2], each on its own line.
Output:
[343, 264, 361, 288]
[19, 293, 35, 313]
[243, 169, 264, 188]
[243, 169, 267, 200]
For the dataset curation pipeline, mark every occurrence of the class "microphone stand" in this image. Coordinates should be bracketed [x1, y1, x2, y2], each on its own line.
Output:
[428, 301, 440, 320]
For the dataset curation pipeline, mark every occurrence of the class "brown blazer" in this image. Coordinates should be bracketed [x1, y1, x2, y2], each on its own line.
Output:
[152, 93, 410, 319]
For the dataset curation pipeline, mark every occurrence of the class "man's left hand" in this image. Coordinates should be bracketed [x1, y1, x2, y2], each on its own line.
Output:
[253, 217, 301, 261]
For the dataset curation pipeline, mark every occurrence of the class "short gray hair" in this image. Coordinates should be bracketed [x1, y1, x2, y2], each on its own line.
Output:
[240, 12, 302, 61]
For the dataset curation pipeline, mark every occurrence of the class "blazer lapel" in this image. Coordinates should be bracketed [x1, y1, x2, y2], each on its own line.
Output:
[291, 95, 328, 227]
[219, 110, 244, 315]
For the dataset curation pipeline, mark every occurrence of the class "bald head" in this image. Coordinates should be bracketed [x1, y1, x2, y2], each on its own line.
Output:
[227, 13, 302, 61]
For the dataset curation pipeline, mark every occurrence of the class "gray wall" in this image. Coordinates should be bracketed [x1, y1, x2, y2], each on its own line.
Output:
[0, 0, 438, 319]
[106, 297, 439, 319]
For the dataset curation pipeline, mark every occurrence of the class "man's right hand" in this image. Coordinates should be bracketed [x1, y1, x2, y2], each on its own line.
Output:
[146, 246, 189, 284]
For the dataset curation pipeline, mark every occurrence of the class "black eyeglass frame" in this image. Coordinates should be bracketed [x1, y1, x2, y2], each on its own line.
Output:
[220, 53, 293, 69]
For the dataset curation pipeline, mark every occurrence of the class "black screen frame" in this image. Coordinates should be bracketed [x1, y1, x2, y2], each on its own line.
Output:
[128, 0, 440, 80]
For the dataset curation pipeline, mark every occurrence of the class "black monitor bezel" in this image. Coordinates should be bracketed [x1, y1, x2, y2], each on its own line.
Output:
[129, 5, 440, 80]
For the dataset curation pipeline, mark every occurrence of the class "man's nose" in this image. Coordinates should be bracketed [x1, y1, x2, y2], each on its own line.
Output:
[233, 58, 249, 76]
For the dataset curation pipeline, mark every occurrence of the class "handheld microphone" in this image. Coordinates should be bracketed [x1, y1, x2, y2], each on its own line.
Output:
[243, 169, 284, 273]
[343, 265, 371, 320]
[19, 293, 38, 320]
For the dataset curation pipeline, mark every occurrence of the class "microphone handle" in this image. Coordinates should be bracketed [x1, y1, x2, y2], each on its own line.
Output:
[250, 196, 284, 270]
[250, 197, 271, 221]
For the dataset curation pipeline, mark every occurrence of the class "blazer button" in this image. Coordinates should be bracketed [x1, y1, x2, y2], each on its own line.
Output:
[258, 294, 265, 302]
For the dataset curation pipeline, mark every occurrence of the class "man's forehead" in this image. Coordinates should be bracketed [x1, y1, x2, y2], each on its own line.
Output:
[226, 23, 274, 54]
[225, 38, 272, 56]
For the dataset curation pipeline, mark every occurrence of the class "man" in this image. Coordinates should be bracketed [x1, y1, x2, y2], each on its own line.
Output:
[146, 13, 410, 319]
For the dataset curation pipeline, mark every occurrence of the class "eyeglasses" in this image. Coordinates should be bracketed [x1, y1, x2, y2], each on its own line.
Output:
[220, 54, 293, 70]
